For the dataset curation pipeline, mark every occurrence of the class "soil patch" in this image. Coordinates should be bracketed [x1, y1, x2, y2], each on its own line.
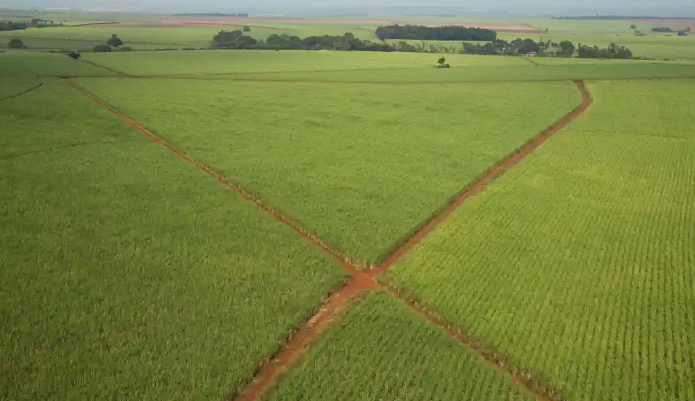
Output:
[632, 19, 695, 31]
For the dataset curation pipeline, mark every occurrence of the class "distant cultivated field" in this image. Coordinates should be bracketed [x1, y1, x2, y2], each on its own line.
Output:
[267, 292, 534, 401]
[81, 50, 528, 76]
[0, 26, 290, 51]
[80, 50, 695, 81]
[387, 80, 695, 401]
[218, 61, 695, 83]
[73, 76, 580, 265]
[0, 78, 346, 400]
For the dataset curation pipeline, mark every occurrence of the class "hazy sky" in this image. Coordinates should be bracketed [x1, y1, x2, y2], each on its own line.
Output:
[6, 0, 694, 11]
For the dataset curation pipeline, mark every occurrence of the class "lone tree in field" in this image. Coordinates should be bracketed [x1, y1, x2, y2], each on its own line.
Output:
[243, 26, 251, 32]
[437, 57, 450, 68]
[107, 34, 123, 47]
[8, 38, 26, 49]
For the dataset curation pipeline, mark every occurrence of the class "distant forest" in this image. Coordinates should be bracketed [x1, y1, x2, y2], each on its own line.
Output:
[552, 16, 695, 20]
[376, 25, 497, 41]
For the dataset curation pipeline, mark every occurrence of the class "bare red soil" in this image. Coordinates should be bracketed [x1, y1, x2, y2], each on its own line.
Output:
[69, 78, 591, 401]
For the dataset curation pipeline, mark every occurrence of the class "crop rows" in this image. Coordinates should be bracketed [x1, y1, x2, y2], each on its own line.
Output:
[0, 79, 346, 400]
[265, 292, 535, 401]
[71, 77, 580, 265]
[387, 80, 695, 401]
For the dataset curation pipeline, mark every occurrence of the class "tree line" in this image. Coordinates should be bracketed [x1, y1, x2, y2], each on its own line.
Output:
[0, 19, 62, 31]
[461, 38, 633, 59]
[375, 24, 497, 41]
[0, 21, 28, 31]
[212, 31, 396, 52]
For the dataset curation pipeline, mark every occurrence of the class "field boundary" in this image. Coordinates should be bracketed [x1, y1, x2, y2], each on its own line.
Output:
[382, 284, 558, 401]
[78, 59, 132, 77]
[56, 72, 695, 85]
[374, 80, 591, 270]
[234, 80, 591, 401]
[66, 78, 359, 270]
[0, 76, 43, 102]
[69, 77, 592, 401]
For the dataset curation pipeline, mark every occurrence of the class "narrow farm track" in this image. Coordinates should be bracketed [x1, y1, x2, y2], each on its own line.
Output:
[374, 80, 592, 272]
[0, 76, 43, 102]
[68, 78, 592, 401]
[66, 79, 355, 272]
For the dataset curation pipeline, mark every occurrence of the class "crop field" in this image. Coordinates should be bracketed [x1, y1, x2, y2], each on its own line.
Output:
[214, 61, 695, 83]
[72, 76, 580, 265]
[0, 78, 347, 400]
[0, 76, 42, 100]
[79, 50, 695, 81]
[386, 80, 695, 401]
[2, 13, 695, 401]
[80, 50, 529, 76]
[266, 292, 533, 401]
[0, 26, 290, 51]
[0, 52, 114, 77]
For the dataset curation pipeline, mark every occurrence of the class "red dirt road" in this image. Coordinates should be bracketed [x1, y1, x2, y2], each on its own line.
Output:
[68, 78, 592, 401]
[374, 80, 591, 274]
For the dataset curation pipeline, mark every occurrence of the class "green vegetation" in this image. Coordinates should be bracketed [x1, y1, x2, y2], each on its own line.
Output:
[212, 62, 695, 83]
[80, 50, 528, 76]
[0, 79, 346, 400]
[266, 292, 533, 401]
[2, 14, 695, 401]
[375, 24, 497, 41]
[387, 80, 695, 401]
[0, 76, 42, 100]
[0, 52, 115, 77]
[73, 77, 579, 265]
[0, 26, 290, 51]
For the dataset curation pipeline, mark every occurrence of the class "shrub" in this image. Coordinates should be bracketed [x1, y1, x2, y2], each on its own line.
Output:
[8, 38, 26, 49]
[67, 51, 81, 59]
[93, 44, 112, 52]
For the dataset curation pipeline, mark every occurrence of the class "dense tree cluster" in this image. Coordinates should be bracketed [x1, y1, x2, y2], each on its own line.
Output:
[460, 38, 630, 59]
[577, 43, 633, 59]
[0, 19, 61, 31]
[375, 24, 497, 41]
[208, 30, 632, 59]
[0, 21, 28, 31]
[212, 31, 396, 52]
[7, 38, 26, 49]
